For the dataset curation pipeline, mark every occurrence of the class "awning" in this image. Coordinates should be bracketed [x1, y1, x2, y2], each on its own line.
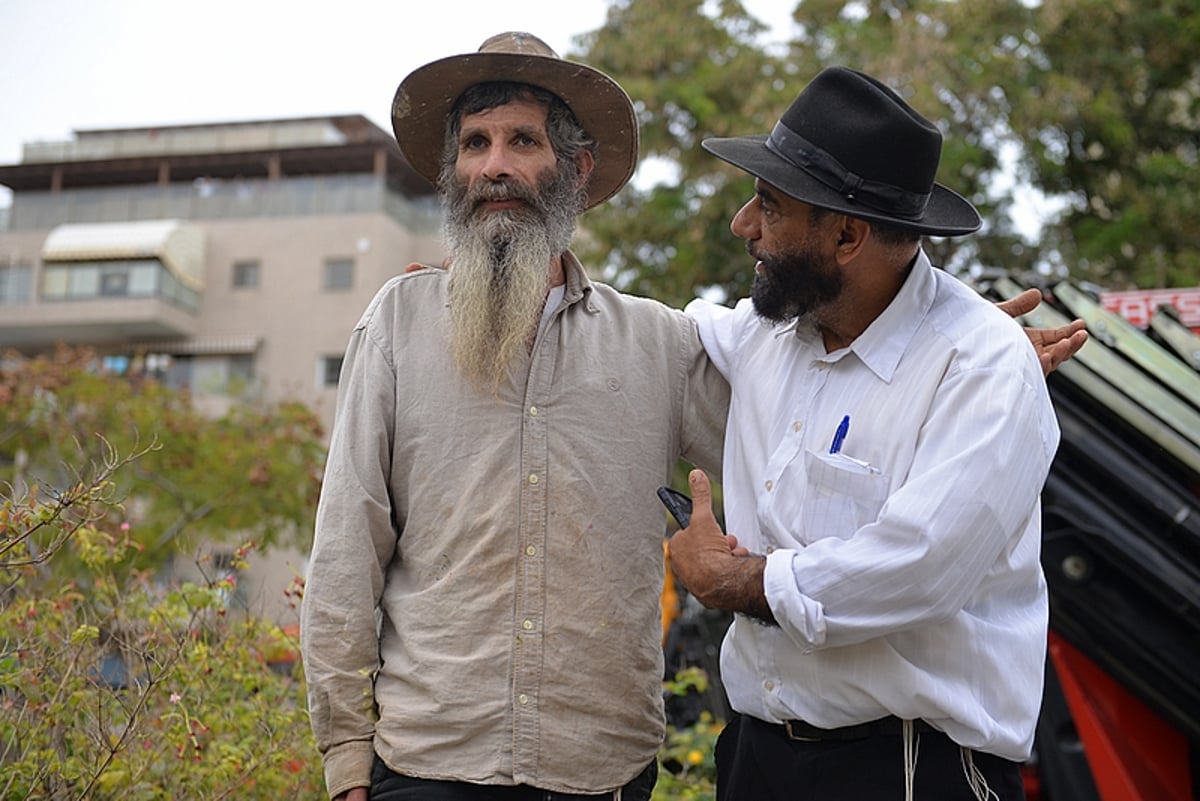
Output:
[122, 334, 260, 355]
[42, 219, 205, 291]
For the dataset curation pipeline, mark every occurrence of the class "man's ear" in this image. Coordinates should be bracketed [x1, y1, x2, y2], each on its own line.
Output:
[574, 149, 595, 190]
[835, 216, 870, 263]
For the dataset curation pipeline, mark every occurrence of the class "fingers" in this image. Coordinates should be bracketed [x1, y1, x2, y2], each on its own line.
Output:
[1049, 318, 1087, 343]
[404, 259, 452, 274]
[726, 534, 750, 557]
[1042, 328, 1089, 375]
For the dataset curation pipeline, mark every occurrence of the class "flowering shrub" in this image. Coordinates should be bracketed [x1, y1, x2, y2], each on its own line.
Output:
[654, 668, 722, 801]
[0, 466, 323, 799]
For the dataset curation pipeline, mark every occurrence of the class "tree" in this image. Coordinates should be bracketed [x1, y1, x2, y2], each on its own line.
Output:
[573, 0, 795, 307]
[1004, 0, 1200, 287]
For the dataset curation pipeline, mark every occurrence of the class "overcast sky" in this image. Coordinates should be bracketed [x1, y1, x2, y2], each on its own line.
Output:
[0, 0, 796, 206]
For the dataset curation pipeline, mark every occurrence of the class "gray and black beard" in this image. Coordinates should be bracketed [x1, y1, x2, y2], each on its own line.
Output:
[440, 162, 582, 394]
[750, 237, 844, 326]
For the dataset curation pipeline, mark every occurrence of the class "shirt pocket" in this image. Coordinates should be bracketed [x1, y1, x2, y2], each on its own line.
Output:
[798, 448, 889, 541]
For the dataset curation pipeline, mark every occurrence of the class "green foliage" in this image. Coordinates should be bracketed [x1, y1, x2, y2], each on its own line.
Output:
[574, 0, 794, 306]
[1004, 0, 1200, 287]
[0, 346, 325, 584]
[1, 461, 322, 799]
[654, 668, 723, 801]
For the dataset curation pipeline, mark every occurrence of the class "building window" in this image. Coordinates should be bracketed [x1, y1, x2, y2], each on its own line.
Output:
[323, 258, 353, 291]
[233, 260, 260, 289]
[40, 259, 198, 311]
[320, 356, 344, 387]
[102, 354, 131, 375]
[0, 263, 33, 304]
[99, 269, 129, 297]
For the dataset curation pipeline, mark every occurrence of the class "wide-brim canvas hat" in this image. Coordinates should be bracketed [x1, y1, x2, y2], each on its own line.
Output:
[391, 31, 638, 209]
[702, 66, 981, 236]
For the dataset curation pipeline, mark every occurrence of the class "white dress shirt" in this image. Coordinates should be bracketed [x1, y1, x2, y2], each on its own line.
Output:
[685, 251, 1058, 761]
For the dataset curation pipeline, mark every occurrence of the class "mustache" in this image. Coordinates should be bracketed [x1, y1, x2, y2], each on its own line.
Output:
[746, 240, 766, 264]
[468, 178, 541, 212]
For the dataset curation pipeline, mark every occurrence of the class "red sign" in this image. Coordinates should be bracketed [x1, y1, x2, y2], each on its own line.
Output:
[1100, 288, 1200, 332]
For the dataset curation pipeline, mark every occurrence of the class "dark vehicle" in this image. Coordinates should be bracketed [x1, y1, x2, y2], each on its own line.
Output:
[988, 276, 1200, 801]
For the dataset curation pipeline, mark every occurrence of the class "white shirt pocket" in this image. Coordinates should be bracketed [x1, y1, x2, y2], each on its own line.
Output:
[799, 448, 889, 541]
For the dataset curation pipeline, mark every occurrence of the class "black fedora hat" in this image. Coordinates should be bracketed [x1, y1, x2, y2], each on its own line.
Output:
[391, 31, 638, 210]
[702, 66, 981, 237]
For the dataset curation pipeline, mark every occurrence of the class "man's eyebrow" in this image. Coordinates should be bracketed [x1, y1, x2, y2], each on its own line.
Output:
[509, 123, 547, 141]
[754, 181, 781, 207]
[458, 122, 546, 143]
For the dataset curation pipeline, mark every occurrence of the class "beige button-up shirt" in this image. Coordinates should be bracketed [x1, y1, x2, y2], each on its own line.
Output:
[301, 253, 728, 798]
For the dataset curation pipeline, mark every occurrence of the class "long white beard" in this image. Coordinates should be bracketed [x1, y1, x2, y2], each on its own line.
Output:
[441, 166, 580, 394]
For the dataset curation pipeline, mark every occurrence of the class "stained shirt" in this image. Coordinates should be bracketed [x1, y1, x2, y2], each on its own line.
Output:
[685, 251, 1058, 761]
[301, 252, 728, 798]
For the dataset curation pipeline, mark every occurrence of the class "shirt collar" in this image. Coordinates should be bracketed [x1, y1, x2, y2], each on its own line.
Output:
[842, 249, 936, 382]
[560, 250, 596, 309]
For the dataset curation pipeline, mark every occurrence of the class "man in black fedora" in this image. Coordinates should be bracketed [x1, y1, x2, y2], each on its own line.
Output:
[667, 67, 1059, 800]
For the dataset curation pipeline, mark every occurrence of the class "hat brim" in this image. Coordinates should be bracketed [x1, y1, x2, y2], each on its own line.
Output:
[392, 52, 638, 209]
[703, 135, 982, 237]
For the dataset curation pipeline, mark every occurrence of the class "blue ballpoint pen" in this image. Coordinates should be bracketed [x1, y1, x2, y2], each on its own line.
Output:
[829, 415, 850, 454]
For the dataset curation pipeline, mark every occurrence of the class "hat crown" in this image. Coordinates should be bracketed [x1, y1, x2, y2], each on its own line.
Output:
[781, 67, 941, 197]
[700, 65, 981, 236]
[477, 31, 558, 58]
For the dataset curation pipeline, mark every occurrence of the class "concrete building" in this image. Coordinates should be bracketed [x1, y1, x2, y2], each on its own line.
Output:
[0, 115, 446, 619]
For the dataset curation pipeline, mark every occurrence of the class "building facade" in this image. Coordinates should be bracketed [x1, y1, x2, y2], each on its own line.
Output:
[0, 115, 446, 618]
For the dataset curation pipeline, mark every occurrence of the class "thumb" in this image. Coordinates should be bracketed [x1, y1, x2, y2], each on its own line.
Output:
[689, 469, 714, 523]
[996, 287, 1039, 320]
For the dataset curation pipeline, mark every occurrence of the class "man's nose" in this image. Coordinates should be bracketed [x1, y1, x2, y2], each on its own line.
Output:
[731, 198, 759, 239]
[480, 145, 513, 181]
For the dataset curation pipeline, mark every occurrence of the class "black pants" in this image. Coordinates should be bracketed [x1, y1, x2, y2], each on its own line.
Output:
[369, 756, 657, 801]
[715, 713, 1025, 801]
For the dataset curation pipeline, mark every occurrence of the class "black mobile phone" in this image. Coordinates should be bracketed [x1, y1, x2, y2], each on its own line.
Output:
[657, 486, 692, 529]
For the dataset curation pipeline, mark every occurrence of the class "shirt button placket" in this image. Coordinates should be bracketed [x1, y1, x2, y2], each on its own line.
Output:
[514, 398, 548, 776]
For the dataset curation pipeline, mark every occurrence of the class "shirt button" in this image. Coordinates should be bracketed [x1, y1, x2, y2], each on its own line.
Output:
[525, 545, 536, 557]
[766, 545, 775, 554]
[529, 406, 538, 416]
[764, 480, 774, 491]
[522, 619, 534, 631]
[518, 694, 529, 705]
[764, 680, 775, 691]
[792, 421, 802, 432]
[528, 474, 539, 485]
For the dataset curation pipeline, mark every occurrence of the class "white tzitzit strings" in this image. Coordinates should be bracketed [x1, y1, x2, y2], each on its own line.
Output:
[960, 746, 1000, 801]
[903, 719, 919, 801]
